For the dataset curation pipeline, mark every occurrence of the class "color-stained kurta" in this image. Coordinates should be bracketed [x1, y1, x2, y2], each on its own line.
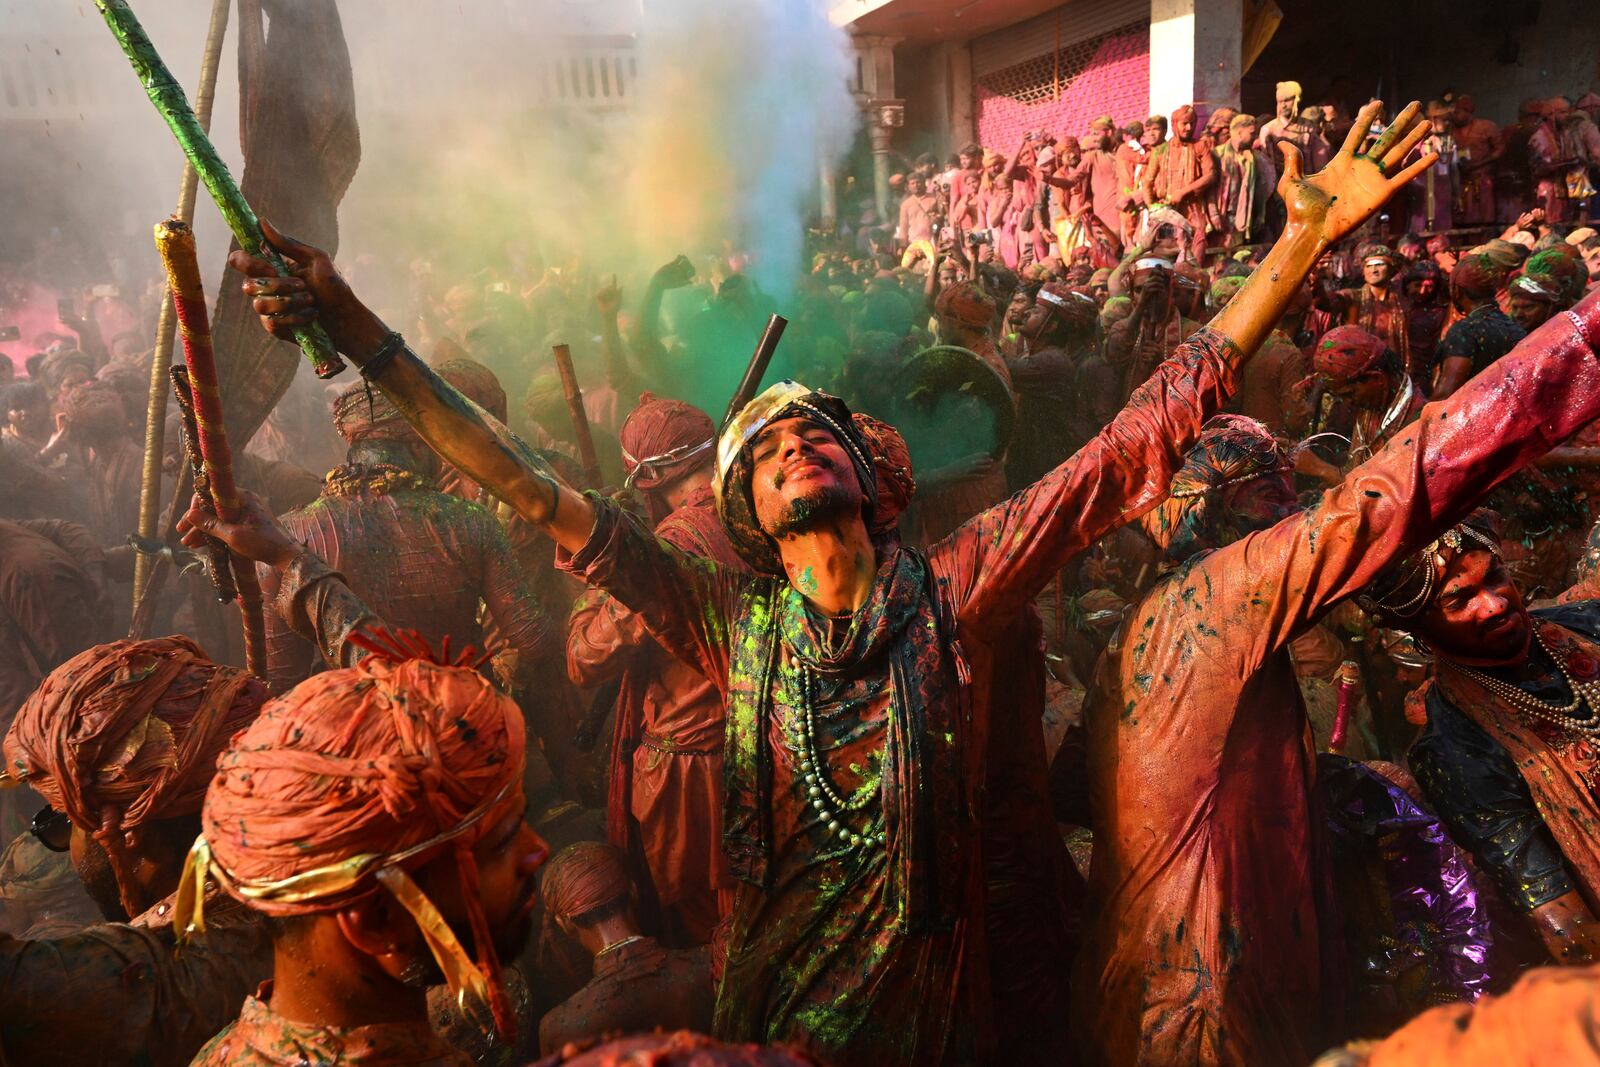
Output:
[194, 984, 469, 1066]
[566, 487, 741, 943]
[263, 482, 550, 691]
[0, 892, 270, 1067]
[561, 326, 1250, 1066]
[1076, 296, 1600, 1066]
[538, 938, 715, 1055]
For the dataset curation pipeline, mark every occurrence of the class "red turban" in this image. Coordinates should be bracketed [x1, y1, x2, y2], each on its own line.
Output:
[853, 412, 915, 538]
[332, 380, 422, 445]
[1037, 282, 1099, 330]
[619, 392, 715, 493]
[1451, 253, 1507, 300]
[1, 637, 265, 918]
[935, 281, 997, 329]
[1168, 414, 1288, 500]
[1314, 325, 1389, 383]
[436, 357, 508, 423]
[539, 841, 631, 922]
[189, 651, 536, 1040]
[1171, 104, 1197, 124]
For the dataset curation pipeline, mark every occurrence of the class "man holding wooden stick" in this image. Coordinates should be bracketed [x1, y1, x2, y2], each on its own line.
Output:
[224, 102, 1438, 1064]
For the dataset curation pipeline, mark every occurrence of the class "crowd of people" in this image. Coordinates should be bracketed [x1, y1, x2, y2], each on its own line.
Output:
[3, 80, 1600, 1067]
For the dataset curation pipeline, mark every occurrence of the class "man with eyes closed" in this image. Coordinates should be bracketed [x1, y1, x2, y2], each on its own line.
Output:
[225, 100, 1438, 1066]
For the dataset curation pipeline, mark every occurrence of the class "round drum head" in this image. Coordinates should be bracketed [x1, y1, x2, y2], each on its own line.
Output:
[889, 345, 1014, 471]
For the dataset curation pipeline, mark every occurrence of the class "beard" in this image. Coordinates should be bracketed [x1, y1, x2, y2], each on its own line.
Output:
[761, 482, 858, 540]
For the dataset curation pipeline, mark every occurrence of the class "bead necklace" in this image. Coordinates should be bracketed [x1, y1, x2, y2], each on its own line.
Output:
[793, 663, 885, 850]
[1454, 627, 1600, 738]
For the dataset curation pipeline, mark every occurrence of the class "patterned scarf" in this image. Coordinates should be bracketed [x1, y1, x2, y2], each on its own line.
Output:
[721, 548, 969, 933]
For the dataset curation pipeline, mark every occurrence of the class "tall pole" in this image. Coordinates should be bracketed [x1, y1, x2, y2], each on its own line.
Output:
[131, 0, 230, 620]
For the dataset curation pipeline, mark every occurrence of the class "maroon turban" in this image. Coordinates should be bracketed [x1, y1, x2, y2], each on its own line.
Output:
[853, 412, 915, 538]
[935, 281, 997, 329]
[1314, 325, 1389, 383]
[1450, 253, 1507, 300]
[619, 392, 716, 493]
[539, 841, 632, 922]
[436, 357, 508, 423]
[1037, 282, 1099, 330]
[543, 1031, 822, 1066]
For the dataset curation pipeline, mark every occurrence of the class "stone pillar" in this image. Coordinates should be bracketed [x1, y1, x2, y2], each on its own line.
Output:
[868, 119, 895, 221]
[943, 39, 976, 151]
[1149, 0, 1242, 121]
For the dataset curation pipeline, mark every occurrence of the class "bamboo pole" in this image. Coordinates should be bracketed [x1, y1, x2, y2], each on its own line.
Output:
[551, 344, 603, 489]
[159, 219, 268, 677]
[130, 0, 230, 620]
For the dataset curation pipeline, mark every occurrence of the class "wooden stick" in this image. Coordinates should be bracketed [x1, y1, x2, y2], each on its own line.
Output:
[130, 0, 230, 623]
[722, 314, 788, 427]
[550, 343, 603, 489]
[157, 217, 267, 678]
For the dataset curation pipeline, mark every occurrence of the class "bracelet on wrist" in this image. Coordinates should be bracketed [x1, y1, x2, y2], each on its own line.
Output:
[360, 331, 406, 380]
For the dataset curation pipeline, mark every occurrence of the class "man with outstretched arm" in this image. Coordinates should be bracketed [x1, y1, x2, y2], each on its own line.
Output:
[225, 102, 1433, 1067]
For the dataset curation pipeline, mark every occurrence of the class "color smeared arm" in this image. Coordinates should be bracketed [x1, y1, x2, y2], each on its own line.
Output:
[1192, 295, 1600, 676]
[557, 498, 742, 688]
[565, 587, 649, 687]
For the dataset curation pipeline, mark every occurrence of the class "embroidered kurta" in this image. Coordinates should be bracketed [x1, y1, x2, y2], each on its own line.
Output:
[1076, 297, 1600, 1066]
[194, 985, 469, 1066]
[263, 483, 551, 691]
[561, 327, 1249, 1066]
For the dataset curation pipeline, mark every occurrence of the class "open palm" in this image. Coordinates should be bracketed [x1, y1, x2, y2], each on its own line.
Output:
[1277, 100, 1437, 247]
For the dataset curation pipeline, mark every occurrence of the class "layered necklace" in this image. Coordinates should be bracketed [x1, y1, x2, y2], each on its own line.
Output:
[792, 662, 885, 851]
[1453, 626, 1600, 738]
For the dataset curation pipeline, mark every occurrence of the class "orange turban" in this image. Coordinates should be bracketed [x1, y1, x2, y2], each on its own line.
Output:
[183, 649, 536, 1040]
[332, 380, 422, 444]
[1, 637, 265, 918]
[935, 281, 997, 329]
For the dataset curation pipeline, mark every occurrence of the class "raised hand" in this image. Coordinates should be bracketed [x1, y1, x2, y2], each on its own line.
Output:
[1276, 100, 1437, 248]
[226, 218, 389, 360]
[651, 254, 696, 291]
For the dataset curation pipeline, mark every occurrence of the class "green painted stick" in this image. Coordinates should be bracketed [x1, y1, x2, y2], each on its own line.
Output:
[93, 0, 345, 379]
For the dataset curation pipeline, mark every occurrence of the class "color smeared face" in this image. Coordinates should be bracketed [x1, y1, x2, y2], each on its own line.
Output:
[1277, 94, 1297, 122]
[1363, 258, 1393, 286]
[1414, 549, 1532, 666]
[1172, 113, 1196, 141]
[1508, 291, 1555, 332]
[1230, 121, 1256, 150]
[1405, 274, 1438, 302]
[1221, 471, 1299, 535]
[749, 415, 864, 540]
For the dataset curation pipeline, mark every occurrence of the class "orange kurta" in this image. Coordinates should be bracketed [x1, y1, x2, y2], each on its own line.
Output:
[1077, 295, 1600, 1065]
